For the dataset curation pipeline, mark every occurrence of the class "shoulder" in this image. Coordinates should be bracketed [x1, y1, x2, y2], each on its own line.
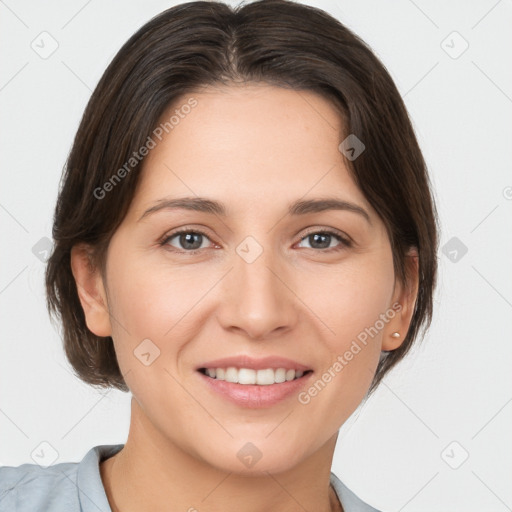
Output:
[0, 460, 80, 511]
[330, 471, 384, 512]
[0, 444, 123, 512]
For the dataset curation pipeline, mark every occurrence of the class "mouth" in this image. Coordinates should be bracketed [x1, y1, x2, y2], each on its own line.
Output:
[197, 367, 313, 385]
[195, 355, 314, 407]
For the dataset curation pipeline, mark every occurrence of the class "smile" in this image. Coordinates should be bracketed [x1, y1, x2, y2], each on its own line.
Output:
[198, 367, 313, 385]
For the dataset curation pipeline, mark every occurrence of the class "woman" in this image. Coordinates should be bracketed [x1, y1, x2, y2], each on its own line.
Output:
[0, 1, 438, 511]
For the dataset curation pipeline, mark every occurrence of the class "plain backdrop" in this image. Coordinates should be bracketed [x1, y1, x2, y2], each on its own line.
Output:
[1, 1, 511, 511]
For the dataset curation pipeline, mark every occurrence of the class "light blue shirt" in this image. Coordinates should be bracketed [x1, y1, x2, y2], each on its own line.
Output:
[0, 444, 381, 512]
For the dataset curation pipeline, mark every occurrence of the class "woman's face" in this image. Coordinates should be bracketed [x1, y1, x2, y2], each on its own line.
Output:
[75, 83, 415, 474]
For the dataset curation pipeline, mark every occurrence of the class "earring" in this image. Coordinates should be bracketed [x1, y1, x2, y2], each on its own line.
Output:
[391, 332, 400, 338]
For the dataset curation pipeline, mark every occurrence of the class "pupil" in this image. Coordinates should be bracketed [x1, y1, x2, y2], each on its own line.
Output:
[311, 233, 330, 249]
[181, 233, 202, 250]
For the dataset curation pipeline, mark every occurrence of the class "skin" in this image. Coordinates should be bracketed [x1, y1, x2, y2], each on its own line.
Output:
[71, 83, 418, 512]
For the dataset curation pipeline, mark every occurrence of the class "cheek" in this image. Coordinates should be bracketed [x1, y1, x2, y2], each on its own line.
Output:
[103, 250, 226, 392]
[307, 250, 395, 342]
[105, 242, 199, 332]
[305, 250, 395, 393]
[103, 253, 186, 376]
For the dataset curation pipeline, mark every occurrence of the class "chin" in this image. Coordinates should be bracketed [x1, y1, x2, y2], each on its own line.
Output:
[197, 438, 309, 476]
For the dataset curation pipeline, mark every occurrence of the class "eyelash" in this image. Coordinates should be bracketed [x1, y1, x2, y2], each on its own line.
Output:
[159, 227, 352, 255]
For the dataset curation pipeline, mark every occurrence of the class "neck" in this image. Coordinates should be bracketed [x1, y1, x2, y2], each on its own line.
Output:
[100, 398, 343, 512]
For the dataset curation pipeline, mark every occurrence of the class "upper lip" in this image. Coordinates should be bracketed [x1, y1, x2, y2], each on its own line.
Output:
[197, 355, 312, 372]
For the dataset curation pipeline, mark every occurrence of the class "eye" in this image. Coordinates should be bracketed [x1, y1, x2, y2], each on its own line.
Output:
[160, 227, 352, 255]
[296, 229, 351, 252]
[160, 228, 215, 253]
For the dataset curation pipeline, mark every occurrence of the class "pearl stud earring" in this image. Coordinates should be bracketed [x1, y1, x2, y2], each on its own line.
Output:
[391, 332, 400, 338]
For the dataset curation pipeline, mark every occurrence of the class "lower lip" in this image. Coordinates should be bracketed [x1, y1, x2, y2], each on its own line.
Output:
[198, 371, 313, 408]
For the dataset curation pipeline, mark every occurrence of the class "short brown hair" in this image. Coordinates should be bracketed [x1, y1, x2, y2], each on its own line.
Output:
[45, 0, 439, 397]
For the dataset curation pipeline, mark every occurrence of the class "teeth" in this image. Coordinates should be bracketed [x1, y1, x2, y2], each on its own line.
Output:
[202, 367, 307, 385]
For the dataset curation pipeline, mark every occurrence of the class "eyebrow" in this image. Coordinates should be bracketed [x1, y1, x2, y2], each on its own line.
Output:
[138, 196, 372, 225]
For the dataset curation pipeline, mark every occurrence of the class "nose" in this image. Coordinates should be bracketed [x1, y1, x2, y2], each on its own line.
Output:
[216, 240, 298, 340]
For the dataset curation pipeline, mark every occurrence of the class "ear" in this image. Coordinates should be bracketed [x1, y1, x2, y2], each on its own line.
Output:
[381, 247, 419, 351]
[70, 243, 112, 337]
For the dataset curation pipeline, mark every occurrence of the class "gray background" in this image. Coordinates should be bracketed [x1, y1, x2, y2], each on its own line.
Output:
[1, 1, 511, 511]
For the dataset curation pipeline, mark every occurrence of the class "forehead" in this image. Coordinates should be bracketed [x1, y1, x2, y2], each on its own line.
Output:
[129, 83, 373, 220]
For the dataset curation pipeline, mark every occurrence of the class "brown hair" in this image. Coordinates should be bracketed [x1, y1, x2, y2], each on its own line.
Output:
[45, 0, 439, 397]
